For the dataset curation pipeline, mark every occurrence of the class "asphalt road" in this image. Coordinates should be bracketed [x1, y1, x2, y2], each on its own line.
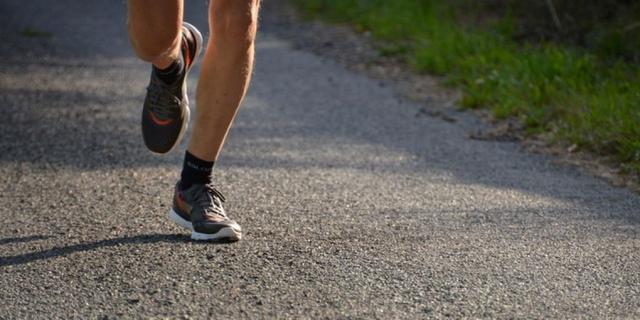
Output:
[1, 1, 639, 318]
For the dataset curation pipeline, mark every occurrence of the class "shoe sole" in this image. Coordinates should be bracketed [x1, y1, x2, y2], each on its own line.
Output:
[168, 209, 242, 242]
[149, 22, 203, 155]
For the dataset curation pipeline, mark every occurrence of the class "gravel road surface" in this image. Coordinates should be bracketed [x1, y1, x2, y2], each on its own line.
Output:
[1, 0, 639, 318]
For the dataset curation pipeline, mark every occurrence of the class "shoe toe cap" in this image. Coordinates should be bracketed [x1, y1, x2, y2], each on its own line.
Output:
[141, 108, 186, 153]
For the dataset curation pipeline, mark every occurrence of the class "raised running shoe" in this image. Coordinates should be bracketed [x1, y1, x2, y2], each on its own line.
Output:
[141, 22, 203, 154]
[169, 182, 242, 242]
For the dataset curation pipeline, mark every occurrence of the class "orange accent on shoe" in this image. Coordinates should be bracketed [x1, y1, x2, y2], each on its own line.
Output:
[175, 191, 192, 214]
[149, 111, 173, 126]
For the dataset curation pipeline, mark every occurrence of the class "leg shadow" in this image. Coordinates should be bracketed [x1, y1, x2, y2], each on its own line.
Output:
[0, 233, 205, 267]
[0, 235, 52, 246]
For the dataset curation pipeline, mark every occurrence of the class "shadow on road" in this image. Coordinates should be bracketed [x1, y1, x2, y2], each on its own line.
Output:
[0, 234, 199, 267]
[0, 85, 179, 170]
[0, 235, 52, 246]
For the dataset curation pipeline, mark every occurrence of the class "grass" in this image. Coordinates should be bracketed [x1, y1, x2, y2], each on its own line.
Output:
[293, 0, 640, 175]
[19, 27, 53, 38]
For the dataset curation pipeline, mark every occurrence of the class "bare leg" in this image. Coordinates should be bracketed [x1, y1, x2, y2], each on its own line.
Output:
[187, 0, 261, 161]
[127, 0, 183, 69]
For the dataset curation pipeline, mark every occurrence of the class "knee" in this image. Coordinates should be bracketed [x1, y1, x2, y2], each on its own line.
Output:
[210, 0, 260, 46]
[128, 20, 181, 61]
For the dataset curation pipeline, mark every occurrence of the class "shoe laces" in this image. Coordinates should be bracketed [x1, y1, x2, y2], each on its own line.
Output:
[146, 78, 181, 120]
[193, 184, 227, 217]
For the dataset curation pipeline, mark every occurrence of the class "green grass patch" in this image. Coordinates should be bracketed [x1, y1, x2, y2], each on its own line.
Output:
[19, 27, 53, 38]
[294, 0, 640, 174]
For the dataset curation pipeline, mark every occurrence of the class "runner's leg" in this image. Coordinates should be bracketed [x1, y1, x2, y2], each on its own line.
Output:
[187, 0, 261, 161]
[128, 0, 200, 154]
[169, 0, 260, 241]
[127, 0, 183, 69]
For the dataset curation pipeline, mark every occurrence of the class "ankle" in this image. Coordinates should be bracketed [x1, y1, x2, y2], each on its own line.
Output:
[180, 151, 215, 190]
[151, 52, 178, 69]
[153, 58, 184, 85]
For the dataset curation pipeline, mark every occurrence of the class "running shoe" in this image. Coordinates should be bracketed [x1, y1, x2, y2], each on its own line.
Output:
[169, 182, 242, 242]
[141, 22, 203, 154]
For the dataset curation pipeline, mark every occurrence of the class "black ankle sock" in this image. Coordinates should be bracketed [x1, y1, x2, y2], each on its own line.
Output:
[180, 151, 214, 190]
[153, 55, 184, 84]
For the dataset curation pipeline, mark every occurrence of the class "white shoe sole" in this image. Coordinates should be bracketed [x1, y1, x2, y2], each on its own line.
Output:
[168, 209, 242, 242]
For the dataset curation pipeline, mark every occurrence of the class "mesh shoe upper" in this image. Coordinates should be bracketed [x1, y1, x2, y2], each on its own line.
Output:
[141, 23, 201, 154]
[173, 182, 242, 235]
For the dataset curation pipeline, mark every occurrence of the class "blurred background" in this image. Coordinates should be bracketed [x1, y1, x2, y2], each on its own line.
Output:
[294, 0, 640, 180]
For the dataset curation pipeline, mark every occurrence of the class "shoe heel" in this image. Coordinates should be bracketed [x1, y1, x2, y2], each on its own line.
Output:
[183, 22, 203, 63]
[168, 209, 193, 230]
